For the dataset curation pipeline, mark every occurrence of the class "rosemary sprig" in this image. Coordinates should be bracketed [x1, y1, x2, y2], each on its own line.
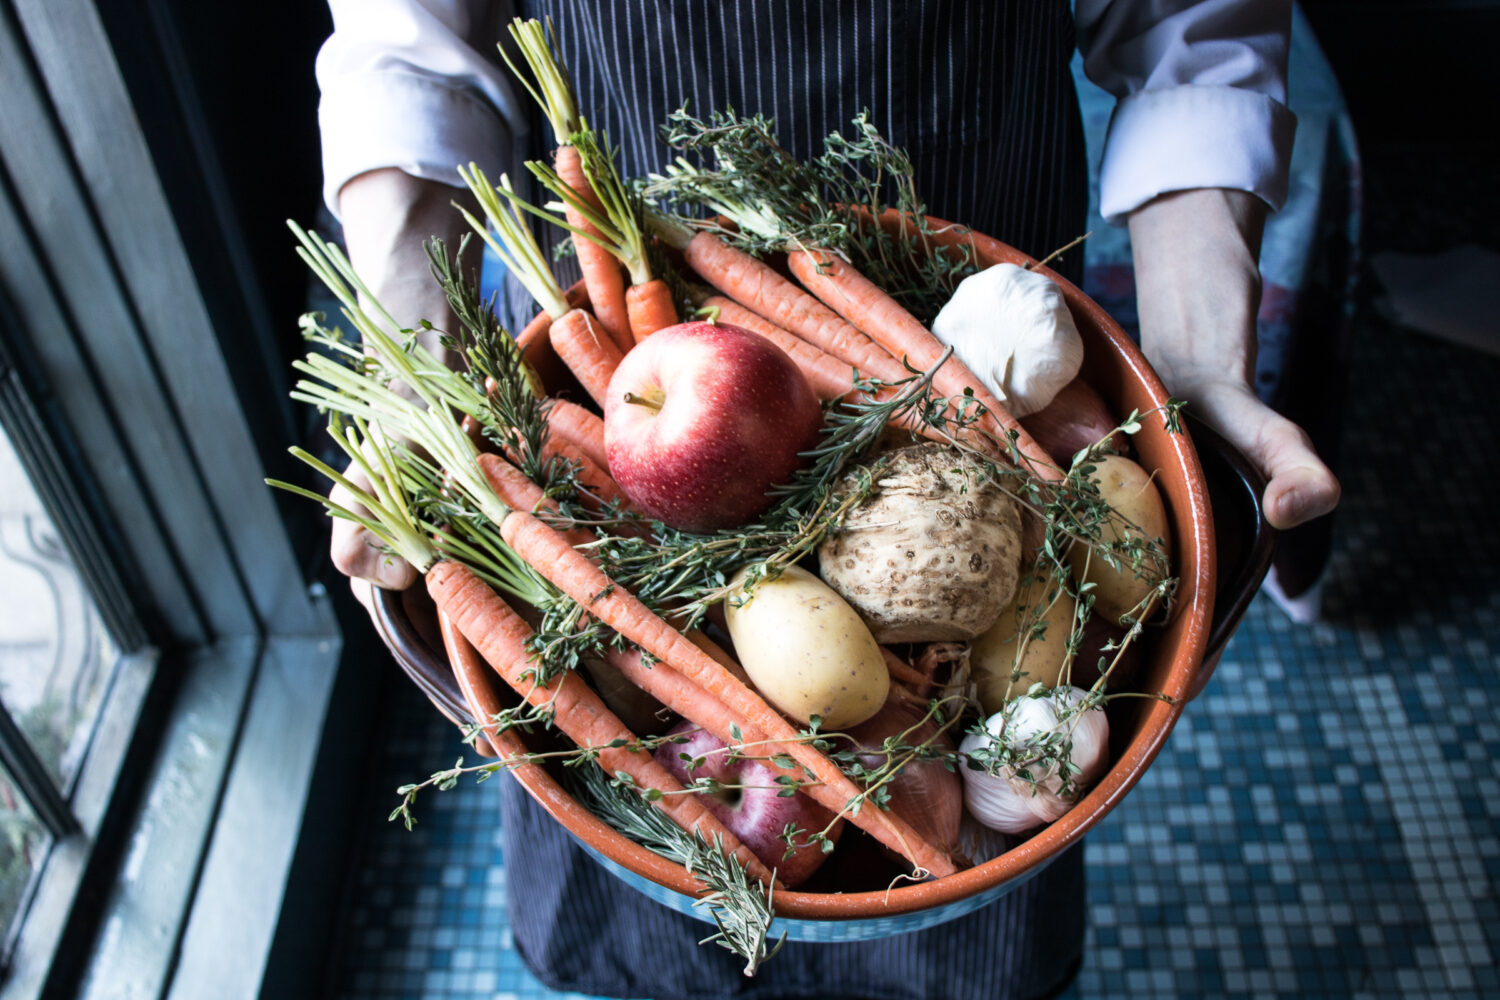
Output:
[571, 763, 785, 976]
[423, 235, 565, 490]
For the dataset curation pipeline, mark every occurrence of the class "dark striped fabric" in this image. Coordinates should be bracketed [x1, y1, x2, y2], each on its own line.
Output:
[499, 777, 1085, 1000]
[502, 3, 1088, 997]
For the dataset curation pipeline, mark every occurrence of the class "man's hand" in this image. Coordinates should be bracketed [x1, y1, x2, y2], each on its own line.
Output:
[330, 169, 482, 591]
[1129, 189, 1340, 530]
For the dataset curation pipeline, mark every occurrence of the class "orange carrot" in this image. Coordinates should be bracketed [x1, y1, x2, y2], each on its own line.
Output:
[880, 647, 932, 691]
[494, 507, 957, 877]
[490, 434, 625, 516]
[544, 398, 608, 471]
[703, 296, 900, 401]
[682, 232, 899, 376]
[607, 645, 872, 842]
[549, 309, 623, 409]
[786, 249, 1060, 479]
[427, 560, 777, 886]
[555, 145, 633, 355]
[704, 296, 957, 450]
[684, 629, 752, 687]
[608, 646, 764, 765]
[439, 611, 500, 757]
[546, 434, 624, 507]
[477, 453, 597, 549]
[625, 278, 679, 344]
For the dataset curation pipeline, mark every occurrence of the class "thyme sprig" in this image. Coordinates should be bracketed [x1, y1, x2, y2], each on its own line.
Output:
[390, 729, 701, 831]
[648, 108, 979, 323]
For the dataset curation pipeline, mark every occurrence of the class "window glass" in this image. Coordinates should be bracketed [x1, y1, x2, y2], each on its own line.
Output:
[0, 758, 49, 939]
[0, 423, 119, 792]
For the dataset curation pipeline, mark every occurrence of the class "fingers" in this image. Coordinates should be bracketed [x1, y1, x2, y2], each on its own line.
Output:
[329, 466, 419, 590]
[1180, 380, 1341, 531]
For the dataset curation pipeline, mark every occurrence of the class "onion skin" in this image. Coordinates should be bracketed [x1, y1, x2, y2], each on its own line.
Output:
[1018, 378, 1131, 467]
[843, 698, 964, 857]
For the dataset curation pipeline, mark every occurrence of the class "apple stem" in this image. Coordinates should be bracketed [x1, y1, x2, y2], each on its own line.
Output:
[692, 305, 721, 325]
[622, 392, 664, 412]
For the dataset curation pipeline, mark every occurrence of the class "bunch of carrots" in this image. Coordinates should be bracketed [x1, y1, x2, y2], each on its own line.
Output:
[277, 16, 1086, 899]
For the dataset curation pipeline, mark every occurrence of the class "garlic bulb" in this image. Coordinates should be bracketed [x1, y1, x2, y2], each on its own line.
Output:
[958, 686, 1109, 834]
[931, 263, 1084, 418]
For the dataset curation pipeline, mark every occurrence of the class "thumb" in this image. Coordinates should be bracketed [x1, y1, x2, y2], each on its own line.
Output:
[1185, 381, 1341, 530]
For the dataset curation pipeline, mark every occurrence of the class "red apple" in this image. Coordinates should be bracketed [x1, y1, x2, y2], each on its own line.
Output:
[604, 321, 823, 532]
[655, 722, 842, 887]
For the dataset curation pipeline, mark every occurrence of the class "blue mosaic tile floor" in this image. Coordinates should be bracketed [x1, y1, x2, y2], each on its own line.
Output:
[323, 141, 1500, 997]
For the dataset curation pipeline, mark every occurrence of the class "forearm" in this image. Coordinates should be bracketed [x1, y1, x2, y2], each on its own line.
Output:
[1127, 188, 1265, 390]
[338, 167, 483, 363]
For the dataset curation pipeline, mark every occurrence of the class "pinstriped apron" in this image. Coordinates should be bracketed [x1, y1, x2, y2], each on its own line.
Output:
[501, 3, 1088, 996]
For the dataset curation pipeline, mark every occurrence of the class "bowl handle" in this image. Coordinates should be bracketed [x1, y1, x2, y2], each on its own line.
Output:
[1183, 413, 1277, 701]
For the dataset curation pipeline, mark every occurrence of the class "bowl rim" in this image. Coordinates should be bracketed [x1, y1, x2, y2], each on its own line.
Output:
[373, 222, 1216, 920]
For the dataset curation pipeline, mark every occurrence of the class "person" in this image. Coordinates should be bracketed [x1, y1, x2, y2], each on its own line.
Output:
[315, 3, 1341, 997]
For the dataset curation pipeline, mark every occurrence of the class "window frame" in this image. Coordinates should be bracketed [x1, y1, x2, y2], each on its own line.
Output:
[0, 0, 350, 996]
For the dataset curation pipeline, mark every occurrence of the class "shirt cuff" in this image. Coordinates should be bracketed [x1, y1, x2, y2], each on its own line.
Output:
[1097, 84, 1297, 225]
[319, 71, 512, 219]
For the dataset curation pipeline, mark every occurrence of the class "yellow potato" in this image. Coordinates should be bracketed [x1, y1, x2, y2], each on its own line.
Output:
[723, 564, 889, 730]
[1065, 454, 1171, 622]
[971, 570, 1078, 715]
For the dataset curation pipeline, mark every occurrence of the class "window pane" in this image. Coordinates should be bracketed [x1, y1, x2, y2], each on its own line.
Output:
[0, 757, 50, 937]
[0, 422, 120, 791]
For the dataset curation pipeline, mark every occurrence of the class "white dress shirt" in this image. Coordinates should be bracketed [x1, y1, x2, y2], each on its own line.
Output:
[316, 0, 1294, 225]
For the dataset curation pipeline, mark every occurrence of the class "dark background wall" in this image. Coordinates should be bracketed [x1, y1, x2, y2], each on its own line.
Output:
[92, 0, 333, 565]
[1301, 0, 1499, 151]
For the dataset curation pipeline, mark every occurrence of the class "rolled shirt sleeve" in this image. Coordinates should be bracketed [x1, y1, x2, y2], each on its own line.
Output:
[1075, 0, 1297, 223]
[316, 0, 527, 217]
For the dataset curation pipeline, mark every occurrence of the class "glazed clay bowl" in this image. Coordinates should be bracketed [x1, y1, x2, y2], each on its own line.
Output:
[370, 223, 1252, 941]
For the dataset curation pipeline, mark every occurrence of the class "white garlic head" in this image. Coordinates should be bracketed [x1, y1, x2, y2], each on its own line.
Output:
[958, 686, 1110, 834]
[931, 263, 1084, 418]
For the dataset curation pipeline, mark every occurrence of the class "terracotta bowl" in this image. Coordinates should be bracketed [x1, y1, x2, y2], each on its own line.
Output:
[368, 226, 1273, 941]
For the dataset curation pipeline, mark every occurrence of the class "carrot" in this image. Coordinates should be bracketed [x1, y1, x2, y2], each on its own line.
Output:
[703, 299, 952, 450]
[544, 398, 608, 471]
[607, 644, 874, 843]
[477, 453, 597, 549]
[684, 629, 752, 687]
[428, 560, 778, 887]
[625, 278, 679, 344]
[494, 507, 957, 877]
[546, 435, 625, 508]
[489, 433, 626, 516]
[549, 308, 623, 409]
[681, 232, 900, 378]
[555, 144, 633, 355]
[704, 295, 959, 452]
[439, 610, 500, 757]
[786, 249, 1060, 480]
[703, 296, 868, 401]
[880, 647, 933, 691]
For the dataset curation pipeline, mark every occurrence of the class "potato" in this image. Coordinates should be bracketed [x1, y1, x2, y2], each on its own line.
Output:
[971, 568, 1078, 715]
[1065, 454, 1171, 622]
[723, 564, 889, 730]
